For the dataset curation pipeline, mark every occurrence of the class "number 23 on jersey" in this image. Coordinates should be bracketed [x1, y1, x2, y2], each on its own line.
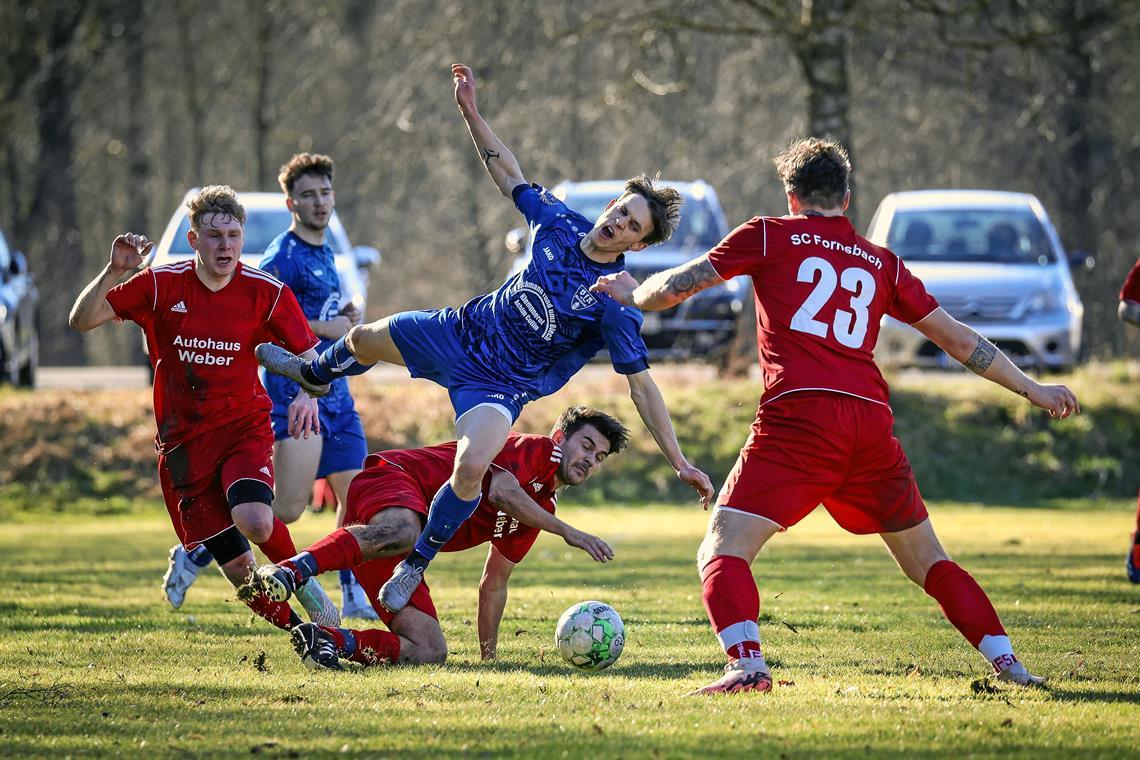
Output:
[789, 256, 877, 349]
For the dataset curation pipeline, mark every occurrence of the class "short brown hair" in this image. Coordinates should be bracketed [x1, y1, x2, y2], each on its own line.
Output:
[278, 152, 334, 195]
[553, 406, 630, 455]
[773, 137, 851, 209]
[186, 185, 246, 231]
[625, 174, 683, 246]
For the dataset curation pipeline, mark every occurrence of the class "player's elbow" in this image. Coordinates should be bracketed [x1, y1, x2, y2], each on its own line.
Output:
[68, 310, 94, 332]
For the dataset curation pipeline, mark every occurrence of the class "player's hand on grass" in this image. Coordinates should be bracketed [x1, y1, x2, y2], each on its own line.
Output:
[563, 527, 614, 563]
[1027, 382, 1080, 419]
[288, 391, 321, 439]
[677, 464, 715, 510]
[110, 233, 153, 274]
[590, 271, 638, 307]
[452, 63, 477, 113]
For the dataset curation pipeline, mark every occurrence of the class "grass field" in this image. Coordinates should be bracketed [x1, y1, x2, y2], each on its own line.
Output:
[1, 501, 1138, 758]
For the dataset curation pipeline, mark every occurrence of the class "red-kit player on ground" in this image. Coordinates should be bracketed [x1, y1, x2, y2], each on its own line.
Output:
[68, 185, 340, 631]
[594, 138, 1080, 694]
[246, 406, 625, 670]
[1118, 257, 1140, 582]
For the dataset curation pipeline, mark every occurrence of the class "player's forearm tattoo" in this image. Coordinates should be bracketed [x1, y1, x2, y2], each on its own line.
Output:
[666, 260, 719, 298]
[962, 336, 997, 375]
[482, 147, 500, 166]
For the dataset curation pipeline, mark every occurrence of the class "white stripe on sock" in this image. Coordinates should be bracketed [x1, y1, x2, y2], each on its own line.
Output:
[978, 634, 1014, 666]
[716, 620, 760, 651]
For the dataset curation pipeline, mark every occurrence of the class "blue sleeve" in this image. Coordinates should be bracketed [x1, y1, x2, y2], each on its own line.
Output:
[259, 241, 300, 288]
[512, 183, 570, 227]
[600, 298, 650, 374]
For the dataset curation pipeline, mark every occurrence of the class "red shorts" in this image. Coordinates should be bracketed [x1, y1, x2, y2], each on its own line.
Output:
[717, 392, 928, 534]
[344, 464, 438, 625]
[158, 414, 275, 549]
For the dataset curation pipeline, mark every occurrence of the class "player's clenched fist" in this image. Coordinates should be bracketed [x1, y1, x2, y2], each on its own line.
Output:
[110, 233, 153, 274]
[452, 63, 477, 113]
[591, 271, 638, 306]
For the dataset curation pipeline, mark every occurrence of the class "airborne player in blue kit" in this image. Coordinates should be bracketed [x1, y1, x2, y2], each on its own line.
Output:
[257, 63, 715, 613]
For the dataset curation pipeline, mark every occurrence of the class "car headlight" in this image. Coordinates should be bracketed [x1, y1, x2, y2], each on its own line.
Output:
[1024, 288, 1064, 315]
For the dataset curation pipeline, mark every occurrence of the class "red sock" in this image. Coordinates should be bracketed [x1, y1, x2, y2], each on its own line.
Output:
[306, 528, 365, 573]
[700, 555, 763, 660]
[322, 626, 401, 666]
[257, 518, 299, 563]
[923, 560, 1006, 647]
[245, 593, 300, 631]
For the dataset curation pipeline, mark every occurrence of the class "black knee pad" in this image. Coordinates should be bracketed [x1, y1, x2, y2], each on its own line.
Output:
[202, 525, 252, 566]
[227, 478, 274, 510]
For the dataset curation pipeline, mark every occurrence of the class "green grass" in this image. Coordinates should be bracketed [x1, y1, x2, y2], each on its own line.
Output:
[1, 502, 1138, 757]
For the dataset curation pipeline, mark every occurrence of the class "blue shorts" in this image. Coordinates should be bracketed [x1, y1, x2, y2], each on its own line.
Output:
[388, 308, 531, 423]
[268, 376, 368, 478]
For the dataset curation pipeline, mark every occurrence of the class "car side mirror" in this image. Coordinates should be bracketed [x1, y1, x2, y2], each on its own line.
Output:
[505, 227, 528, 255]
[1068, 250, 1095, 271]
[353, 245, 381, 270]
[10, 250, 27, 277]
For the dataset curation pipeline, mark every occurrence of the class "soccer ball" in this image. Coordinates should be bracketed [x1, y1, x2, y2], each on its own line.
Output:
[554, 601, 624, 671]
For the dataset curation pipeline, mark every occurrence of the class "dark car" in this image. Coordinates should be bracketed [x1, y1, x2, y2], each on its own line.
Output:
[0, 225, 38, 386]
[506, 180, 748, 360]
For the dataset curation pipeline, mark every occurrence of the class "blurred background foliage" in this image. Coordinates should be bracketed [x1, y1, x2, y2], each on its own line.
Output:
[1, 0, 1137, 366]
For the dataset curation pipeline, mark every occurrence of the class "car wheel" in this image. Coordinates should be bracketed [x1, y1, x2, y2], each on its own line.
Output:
[17, 354, 35, 387]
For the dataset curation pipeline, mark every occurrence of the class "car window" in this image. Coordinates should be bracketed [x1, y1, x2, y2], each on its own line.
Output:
[562, 190, 724, 252]
[0, 229, 10, 271]
[887, 209, 1054, 264]
[169, 209, 348, 256]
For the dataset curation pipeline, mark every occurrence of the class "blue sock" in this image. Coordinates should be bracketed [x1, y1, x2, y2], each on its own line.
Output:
[284, 551, 321, 585]
[303, 335, 373, 385]
[188, 545, 214, 568]
[337, 628, 358, 657]
[407, 484, 481, 570]
[339, 569, 355, 588]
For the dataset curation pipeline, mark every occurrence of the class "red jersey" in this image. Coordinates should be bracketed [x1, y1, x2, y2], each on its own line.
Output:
[106, 261, 318, 449]
[366, 433, 562, 563]
[708, 214, 938, 407]
[1120, 258, 1140, 302]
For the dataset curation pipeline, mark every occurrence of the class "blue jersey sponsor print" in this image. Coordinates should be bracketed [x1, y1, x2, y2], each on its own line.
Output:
[260, 231, 355, 416]
[455, 183, 650, 398]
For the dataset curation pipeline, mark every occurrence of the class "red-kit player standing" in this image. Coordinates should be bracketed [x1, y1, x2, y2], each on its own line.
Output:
[246, 406, 624, 670]
[594, 138, 1080, 694]
[68, 185, 340, 631]
[1118, 257, 1140, 582]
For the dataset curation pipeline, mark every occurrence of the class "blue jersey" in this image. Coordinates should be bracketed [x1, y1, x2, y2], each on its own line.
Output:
[260, 231, 354, 413]
[455, 183, 650, 398]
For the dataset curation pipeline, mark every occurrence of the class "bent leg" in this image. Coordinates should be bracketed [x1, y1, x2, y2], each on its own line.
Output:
[881, 519, 1018, 673]
[272, 435, 323, 524]
[344, 317, 406, 366]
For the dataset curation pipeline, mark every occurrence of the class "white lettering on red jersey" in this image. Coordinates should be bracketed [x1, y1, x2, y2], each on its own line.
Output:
[106, 261, 318, 448]
[365, 433, 561, 564]
[707, 215, 939, 407]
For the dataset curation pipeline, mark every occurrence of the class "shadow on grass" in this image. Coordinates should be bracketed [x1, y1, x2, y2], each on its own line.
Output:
[1045, 688, 1140, 704]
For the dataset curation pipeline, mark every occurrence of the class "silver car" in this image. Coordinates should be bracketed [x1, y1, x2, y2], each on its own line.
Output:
[868, 190, 1085, 370]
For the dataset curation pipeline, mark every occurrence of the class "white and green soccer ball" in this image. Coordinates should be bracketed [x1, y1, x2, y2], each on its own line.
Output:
[554, 601, 625, 671]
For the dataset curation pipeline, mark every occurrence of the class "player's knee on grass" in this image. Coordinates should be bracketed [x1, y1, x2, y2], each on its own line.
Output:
[391, 608, 447, 664]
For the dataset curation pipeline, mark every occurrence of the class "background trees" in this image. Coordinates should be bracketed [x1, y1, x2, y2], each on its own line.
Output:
[1, 0, 1135, 365]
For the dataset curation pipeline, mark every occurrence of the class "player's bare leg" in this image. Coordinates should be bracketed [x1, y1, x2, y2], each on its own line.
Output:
[380, 407, 512, 612]
[257, 316, 405, 395]
[325, 467, 377, 619]
[881, 519, 1045, 687]
[342, 318, 406, 366]
[688, 509, 780, 696]
[232, 500, 339, 627]
[272, 435, 323, 524]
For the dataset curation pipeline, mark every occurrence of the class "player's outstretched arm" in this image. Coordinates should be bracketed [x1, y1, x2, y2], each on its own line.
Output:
[452, 63, 526, 198]
[625, 370, 715, 508]
[68, 233, 153, 331]
[913, 307, 1080, 419]
[477, 545, 515, 660]
[592, 254, 725, 312]
[1119, 299, 1140, 328]
[488, 471, 614, 562]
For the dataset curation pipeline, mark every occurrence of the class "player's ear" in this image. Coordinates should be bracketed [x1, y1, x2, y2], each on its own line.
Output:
[841, 190, 851, 211]
[186, 228, 198, 250]
[551, 428, 565, 445]
[628, 241, 648, 252]
[786, 191, 800, 214]
[285, 196, 296, 213]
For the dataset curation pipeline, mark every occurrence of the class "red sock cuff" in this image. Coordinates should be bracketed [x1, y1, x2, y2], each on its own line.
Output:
[307, 528, 365, 573]
[700, 555, 750, 584]
[257, 518, 299, 563]
[244, 593, 296, 631]
[922, 559, 960, 595]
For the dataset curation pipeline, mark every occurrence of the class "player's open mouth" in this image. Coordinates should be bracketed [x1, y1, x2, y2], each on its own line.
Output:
[216, 256, 234, 266]
[600, 225, 613, 240]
